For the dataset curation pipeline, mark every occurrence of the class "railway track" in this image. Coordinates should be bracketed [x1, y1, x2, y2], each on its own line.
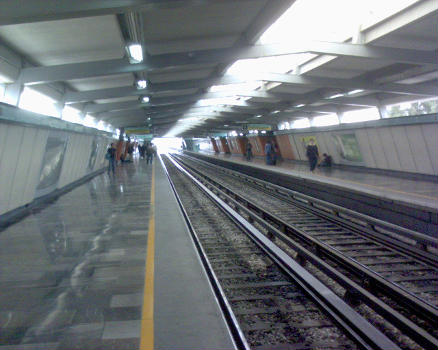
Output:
[161, 155, 400, 350]
[167, 153, 438, 350]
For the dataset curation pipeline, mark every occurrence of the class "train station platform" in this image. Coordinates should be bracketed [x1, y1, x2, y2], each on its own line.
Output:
[0, 158, 235, 350]
[190, 151, 438, 235]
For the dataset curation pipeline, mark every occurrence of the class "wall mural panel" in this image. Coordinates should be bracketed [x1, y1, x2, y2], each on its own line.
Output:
[88, 136, 99, 172]
[35, 131, 69, 198]
[331, 132, 364, 164]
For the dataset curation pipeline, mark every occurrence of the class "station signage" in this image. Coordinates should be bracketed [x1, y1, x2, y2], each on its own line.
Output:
[246, 124, 272, 131]
[125, 128, 151, 135]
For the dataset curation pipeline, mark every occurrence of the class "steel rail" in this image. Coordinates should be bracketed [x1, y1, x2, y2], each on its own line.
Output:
[175, 154, 438, 323]
[164, 154, 401, 350]
[159, 155, 249, 350]
[180, 153, 438, 260]
[170, 154, 438, 350]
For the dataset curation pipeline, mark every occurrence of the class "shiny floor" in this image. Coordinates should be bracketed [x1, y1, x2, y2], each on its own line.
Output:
[202, 152, 438, 210]
[0, 161, 152, 349]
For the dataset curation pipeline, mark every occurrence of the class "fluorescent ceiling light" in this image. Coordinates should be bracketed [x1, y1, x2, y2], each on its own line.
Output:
[136, 80, 147, 89]
[272, 110, 280, 114]
[328, 93, 344, 99]
[127, 43, 143, 63]
[261, 130, 267, 134]
[255, 115, 262, 118]
[224, 124, 229, 127]
[347, 89, 364, 95]
[142, 96, 150, 103]
[295, 104, 305, 107]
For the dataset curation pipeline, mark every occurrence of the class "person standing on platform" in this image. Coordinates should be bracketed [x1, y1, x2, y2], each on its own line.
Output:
[146, 143, 154, 164]
[106, 143, 116, 175]
[271, 140, 279, 165]
[246, 141, 253, 161]
[306, 139, 319, 172]
[265, 140, 273, 165]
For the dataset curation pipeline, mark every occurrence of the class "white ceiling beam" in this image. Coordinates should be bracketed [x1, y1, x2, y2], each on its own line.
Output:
[19, 42, 437, 85]
[0, 0, 252, 25]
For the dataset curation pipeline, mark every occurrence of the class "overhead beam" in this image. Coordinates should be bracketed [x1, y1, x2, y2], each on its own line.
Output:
[0, 0, 252, 25]
[20, 42, 438, 85]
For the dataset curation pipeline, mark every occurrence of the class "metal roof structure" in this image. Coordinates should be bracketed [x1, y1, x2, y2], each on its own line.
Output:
[0, 0, 436, 137]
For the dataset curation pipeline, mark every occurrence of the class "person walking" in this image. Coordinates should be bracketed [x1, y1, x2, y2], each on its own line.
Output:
[106, 143, 116, 175]
[246, 141, 253, 161]
[264, 140, 273, 165]
[306, 139, 319, 172]
[146, 143, 154, 164]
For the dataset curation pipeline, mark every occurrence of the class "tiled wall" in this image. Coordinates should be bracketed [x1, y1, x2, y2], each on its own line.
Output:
[0, 122, 111, 215]
[281, 122, 438, 175]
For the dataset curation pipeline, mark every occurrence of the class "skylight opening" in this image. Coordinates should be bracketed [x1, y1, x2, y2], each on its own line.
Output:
[209, 82, 261, 93]
[198, 97, 242, 107]
[226, 54, 307, 78]
[18, 87, 59, 118]
[340, 107, 380, 123]
[311, 114, 339, 127]
[291, 118, 311, 129]
[260, 0, 419, 45]
[256, 0, 420, 75]
[0, 83, 5, 103]
[61, 106, 83, 124]
[82, 114, 97, 128]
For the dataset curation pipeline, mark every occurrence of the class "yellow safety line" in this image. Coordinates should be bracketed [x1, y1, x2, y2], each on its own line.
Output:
[140, 162, 155, 350]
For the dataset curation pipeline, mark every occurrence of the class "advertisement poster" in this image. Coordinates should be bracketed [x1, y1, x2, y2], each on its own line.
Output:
[88, 136, 99, 171]
[35, 131, 69, 197]
[301, 135, 318, 148]
[332, 133, 363, 163]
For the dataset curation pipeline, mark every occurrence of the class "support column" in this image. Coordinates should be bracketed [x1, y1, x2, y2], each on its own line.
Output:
[377, 104, 387, 119]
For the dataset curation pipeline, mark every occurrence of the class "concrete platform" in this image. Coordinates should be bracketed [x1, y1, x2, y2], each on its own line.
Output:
[0, 158, 235, 349]
[189, 151, 438, 235]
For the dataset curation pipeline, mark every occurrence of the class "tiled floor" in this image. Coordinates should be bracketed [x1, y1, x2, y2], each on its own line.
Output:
[0, 160, 152, 349]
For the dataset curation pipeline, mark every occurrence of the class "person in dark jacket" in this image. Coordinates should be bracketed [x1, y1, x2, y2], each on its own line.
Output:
[246, 141, 253, 161]
[107, 143, 116, 175]
[306, 139, 319, 172]
[319, 153, 332, 167]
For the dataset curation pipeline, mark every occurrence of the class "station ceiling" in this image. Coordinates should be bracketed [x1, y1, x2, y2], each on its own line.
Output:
[0, 0, 437, 137]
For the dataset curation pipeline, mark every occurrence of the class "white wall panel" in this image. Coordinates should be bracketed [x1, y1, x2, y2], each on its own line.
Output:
[8, 127, 39, 211]
[390, 126, 417, 172]
[377, 127, 402, 171]
[421, 123, 438, 174]
[0, 125, 24, 215]
[24, 128, 49, 205]
[406, 125, 434, 174]
[58, 133, 74, 188]
[366, 129, 389, 169]
[292, 134, 305, 160]
[0, 124, 9, 162]
[316, 133, 329, 157]
[321, 132, 341, 164]
[69, 134, 83, 184]
[355, 129, 376, 168]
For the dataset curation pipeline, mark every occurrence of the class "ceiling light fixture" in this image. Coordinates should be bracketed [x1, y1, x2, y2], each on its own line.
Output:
[328, 93, 344, 99]
[255, 115, 262, 118]
[127, 43, 143, 64]
[272, 110, 280, 114]
[295, 104, 305, 108]
[142, 96, 150, 103]
[347, 89, 364, 95]
[136, 80, 147, 89]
